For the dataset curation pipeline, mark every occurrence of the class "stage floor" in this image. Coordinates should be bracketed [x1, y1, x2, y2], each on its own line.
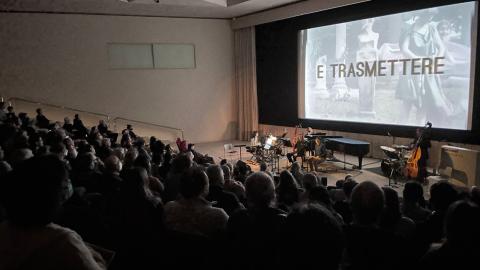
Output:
[195, 140, 441, 199]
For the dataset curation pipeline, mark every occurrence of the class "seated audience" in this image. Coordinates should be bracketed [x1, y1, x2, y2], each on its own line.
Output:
[98, 155, 123, 196]
[309, 185, 344, 224]
[206, 164, 244, 215]
[221, 164, 246, 204]
[110, 167, 164, 269]
[227, 172, 287, 270]
[164, 153, 192, 202]
[121, 124, 137, 140]
[402, 181, 431, 224]
[334, 178, 357, 224]
[164, 167, 228, 238]
[424, 181, 458, 244]
[134, 154, 164, 198]
[300, 172, 319, 202]
[420, 200, 480, 270]
[282, 203, 344, 270]
[0, 155, 107, 270]
[343, 181, 407, 270]
[276, 170, 300, 213]
[380, 187, 416, 239]
[35, 108, 50, 129]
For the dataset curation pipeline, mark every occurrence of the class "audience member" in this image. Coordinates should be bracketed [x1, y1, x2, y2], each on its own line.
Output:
[380, 187, 416, 239]
[282, 203, 344, 270]
[420, 200, 480, 270]
[0, 155, 107, 270]
[164, 167, 228, 238]
[227, 172, 287, 270]
[344, 181, 406, 270]
[35, 108, 50, 129]
[206, 164, 244, 215]
[402, 181, 431, 224]
[276, 170, 300, 212]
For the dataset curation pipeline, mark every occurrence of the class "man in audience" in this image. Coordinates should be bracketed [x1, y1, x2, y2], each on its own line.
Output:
[35, 108, 50, 129]
[0, 102, 7, 122]
[424, 181, 458, 244]
[402, 181, 431, 224]
[343, 181, 407, 270]
[164, 153, 192, 202]
[0, 155, 107, 269]
[420, 200, 480, 269]
[333, 178, 357, 224]
[282, 203, 344, 270]
[73, 114, 88, 138]
[221, 164, 246, 204]
[98, 155, 123, 196]
[164, 167, 228, 238]
[122, 124, 137, 140]
[206, 164, 244, 215]
[227, 172, 287, 270]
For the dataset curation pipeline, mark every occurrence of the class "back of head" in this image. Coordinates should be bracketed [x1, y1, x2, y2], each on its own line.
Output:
[302, 173, 319, 191]
[221, 164, 231, 181]
[3, 155, 67, 227]
[260, 162, 268, 171]
[445, 200, 480, 250]
[430, 181, 458, 212]
[403, 181, 424, 205]
[380, 187, 401, 226]
[171, 154, 192, 174]
[206, 164, 224, 187]
[245, 172, 275, 208]
[350, 181, 385, 226]
[134, 154, 151, 174]
[309, 185, 332, 207]
[104, 155, 122, 174]
[343, 179, 358, 199]
[284, 204, 344, 269]
[179, 167, 209, 199]
[121, 167, 150, 199]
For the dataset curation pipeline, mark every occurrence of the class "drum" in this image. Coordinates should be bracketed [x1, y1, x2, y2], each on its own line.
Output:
[380, 145, 400, 160]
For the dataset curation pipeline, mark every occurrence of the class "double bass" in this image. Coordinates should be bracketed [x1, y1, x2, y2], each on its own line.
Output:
[405, 122, 432, 179]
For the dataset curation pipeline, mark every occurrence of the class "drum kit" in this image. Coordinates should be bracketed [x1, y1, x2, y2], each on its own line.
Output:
[380, 144, 412, 184]
[246, 134, 286, 168]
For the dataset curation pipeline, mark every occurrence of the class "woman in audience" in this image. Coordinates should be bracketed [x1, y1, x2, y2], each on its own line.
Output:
[227, 172, 287, 270]
[402, 181, 431, 224]
[276, 170, 300, 213]
[0, 155, 107, 270]
[289, 161, 304, 187]
[164, 167, 228, 238]
[300, 172, 319, 202]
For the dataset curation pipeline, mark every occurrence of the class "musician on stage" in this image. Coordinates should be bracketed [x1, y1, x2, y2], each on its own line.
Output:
[287, 137, 306, 165]
[411, 127, 431, 183]
[307, 137, 327, 171]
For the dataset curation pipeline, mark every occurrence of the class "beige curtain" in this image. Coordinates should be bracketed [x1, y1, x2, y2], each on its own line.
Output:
[235, 27, 258, 141]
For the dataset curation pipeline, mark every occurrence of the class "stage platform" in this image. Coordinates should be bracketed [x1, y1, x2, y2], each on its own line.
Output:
[194, 140, 442, 199]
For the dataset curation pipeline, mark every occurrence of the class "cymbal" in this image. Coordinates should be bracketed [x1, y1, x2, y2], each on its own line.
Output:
[380, 146, 396, 153]
[392, 144, 409, 149]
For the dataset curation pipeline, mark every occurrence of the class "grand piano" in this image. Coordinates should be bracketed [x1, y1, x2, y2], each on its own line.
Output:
[325, 138, 370, 169]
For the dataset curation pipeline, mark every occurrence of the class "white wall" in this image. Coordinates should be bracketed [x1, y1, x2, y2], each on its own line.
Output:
[0, 13, 236, 143]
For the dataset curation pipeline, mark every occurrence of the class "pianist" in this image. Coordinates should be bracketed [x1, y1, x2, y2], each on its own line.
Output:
[307, 138, 327, 171]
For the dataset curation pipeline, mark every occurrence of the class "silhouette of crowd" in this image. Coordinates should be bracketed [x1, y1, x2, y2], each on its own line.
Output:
[0, 103, 479, 270]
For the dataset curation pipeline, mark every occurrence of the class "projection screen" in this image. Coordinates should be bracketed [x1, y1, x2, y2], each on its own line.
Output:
[298, 1, 478, 130]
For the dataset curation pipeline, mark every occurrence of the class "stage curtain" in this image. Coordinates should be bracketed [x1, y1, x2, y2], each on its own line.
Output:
[235, 26, 258, 141]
